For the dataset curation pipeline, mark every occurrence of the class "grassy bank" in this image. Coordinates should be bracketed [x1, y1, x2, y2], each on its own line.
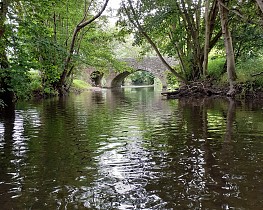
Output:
[208, 56, 263, 87]
[29, 71, 91, 98]
[71, 79, 92, 93]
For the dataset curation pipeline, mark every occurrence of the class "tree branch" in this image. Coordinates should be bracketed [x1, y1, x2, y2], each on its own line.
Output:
[58, 0, 110, 93]
[124, 0, 187, 83]
[78, 0, 109, 29]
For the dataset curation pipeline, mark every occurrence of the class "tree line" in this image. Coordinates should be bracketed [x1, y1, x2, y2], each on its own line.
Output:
[0, 0, 115, 103]
[1, 0, 263, 104]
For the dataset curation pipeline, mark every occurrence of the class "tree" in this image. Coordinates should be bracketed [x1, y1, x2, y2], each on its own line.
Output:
[256, 0, 263, 13]
[0, 0, 14, 103]
[17, 0, 111, 95]
[218, 0, 237, 96]
[1, 0, 119, 98]
[57, 0, 110, 95]
[203, 0, 219, 76]
[120, 0, 187, 83]
[0, 0, 9, 69]
[118, 0, 222, 82]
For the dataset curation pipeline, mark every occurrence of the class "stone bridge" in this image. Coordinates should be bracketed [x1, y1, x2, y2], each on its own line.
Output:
[85, 57, 177, 89]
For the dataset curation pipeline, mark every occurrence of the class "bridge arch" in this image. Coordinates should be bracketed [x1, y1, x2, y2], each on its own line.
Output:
[109, 69, 167, 88]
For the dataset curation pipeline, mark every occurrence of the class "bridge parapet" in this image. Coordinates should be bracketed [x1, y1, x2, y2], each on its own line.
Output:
[121, 57, 177, 73]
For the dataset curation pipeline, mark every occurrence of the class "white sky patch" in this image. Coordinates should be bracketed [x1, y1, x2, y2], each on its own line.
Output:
[108, 0, 122, 9]
[106, 0, 122, 25]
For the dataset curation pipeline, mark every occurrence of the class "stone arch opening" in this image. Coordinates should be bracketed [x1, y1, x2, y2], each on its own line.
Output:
[111, 71, 130, 87]
[90, 71, 104, 87]
[110, 69, 167, 89]
[124, 70, 155, 86]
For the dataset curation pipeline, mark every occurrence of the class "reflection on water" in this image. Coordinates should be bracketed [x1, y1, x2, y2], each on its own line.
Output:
[1, 87, 263, 209]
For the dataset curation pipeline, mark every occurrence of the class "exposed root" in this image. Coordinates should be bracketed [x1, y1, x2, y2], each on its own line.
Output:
[162, 81, 263, 99]
[162, 82, 225, 99]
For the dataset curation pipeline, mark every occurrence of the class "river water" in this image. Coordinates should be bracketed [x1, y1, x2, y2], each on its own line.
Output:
[0, 87, 263, 209]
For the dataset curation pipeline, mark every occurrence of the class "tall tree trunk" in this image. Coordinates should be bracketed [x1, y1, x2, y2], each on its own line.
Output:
[0, 0, 14, 104]
[256, 0, 263, 13]
[0, 0, 9, 68]
[181, 0, 203, 80]
[218, 0, 237, 96]
[203, 0, 211, 76]
[168, 25, 187, 76]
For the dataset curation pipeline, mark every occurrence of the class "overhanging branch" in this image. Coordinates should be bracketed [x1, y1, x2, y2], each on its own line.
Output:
[123, 0, 187, 83]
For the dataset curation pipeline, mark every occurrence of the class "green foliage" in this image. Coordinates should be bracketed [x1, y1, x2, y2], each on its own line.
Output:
[230, 2, 263, 61]
[0, 0, 119, 99]
[118, 0, 222, 81]
[126, 71, 155, 85]
[1, 0, 263, 100]
[236, 57, 263, 86]
[28, 70, 58, 97]
[212, 57, 263, 88]
[117, 0, 263, 85]
[29, 70, 42, 92]
[0, 67, 31, 100]
[79, 29, 119, 71]
[207, 56, 226, 79]
[166, 71, 179, 89]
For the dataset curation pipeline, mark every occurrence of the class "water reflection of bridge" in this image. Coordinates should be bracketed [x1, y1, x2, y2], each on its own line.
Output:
[85, 57, 177, 89]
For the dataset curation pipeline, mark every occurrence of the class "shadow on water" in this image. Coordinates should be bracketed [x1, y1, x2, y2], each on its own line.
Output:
[0, 90, 263, 209]
[0, 103, 18, 209]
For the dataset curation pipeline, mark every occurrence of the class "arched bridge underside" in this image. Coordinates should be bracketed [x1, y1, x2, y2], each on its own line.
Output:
[86, 57, 177, 89]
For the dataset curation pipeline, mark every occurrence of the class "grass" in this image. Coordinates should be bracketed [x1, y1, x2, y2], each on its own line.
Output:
[71, 79, 91, 91]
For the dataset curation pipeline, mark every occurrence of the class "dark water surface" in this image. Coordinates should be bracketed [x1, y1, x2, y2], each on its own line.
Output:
[1, 87, 263, 209]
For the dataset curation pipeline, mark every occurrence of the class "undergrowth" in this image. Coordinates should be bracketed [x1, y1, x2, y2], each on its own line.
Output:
[208, 56, 263, 88]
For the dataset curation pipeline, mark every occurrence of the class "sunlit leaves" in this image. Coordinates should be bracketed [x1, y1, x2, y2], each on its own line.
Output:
[0, 0, 119, 97]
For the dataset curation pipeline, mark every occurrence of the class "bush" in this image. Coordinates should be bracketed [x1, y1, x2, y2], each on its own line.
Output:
[166, 71, 179, 89]
[207, 56, 225, 79]
[28, 70, 58, 97]
[236, 57, 263, 86]
[7, 68, 31, 100]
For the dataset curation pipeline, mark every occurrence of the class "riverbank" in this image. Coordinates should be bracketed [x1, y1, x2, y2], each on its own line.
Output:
[161, 81, 263, 99]
[1, 79, 263, 111]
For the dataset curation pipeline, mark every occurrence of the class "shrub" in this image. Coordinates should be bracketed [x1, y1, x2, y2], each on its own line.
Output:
[236, 57, 263, 86]
[207, 56, 225, 79]
[29, 70, 42, 93]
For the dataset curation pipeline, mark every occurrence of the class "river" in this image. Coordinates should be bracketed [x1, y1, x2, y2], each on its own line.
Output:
[0, 87, 263, 209]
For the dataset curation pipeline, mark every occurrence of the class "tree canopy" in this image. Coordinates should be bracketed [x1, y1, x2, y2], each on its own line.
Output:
[0, 0, 117, 99]
[117, 0, 263, 94]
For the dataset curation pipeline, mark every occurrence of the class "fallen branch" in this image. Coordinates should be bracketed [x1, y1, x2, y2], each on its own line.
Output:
[251, 72, 263, 77]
